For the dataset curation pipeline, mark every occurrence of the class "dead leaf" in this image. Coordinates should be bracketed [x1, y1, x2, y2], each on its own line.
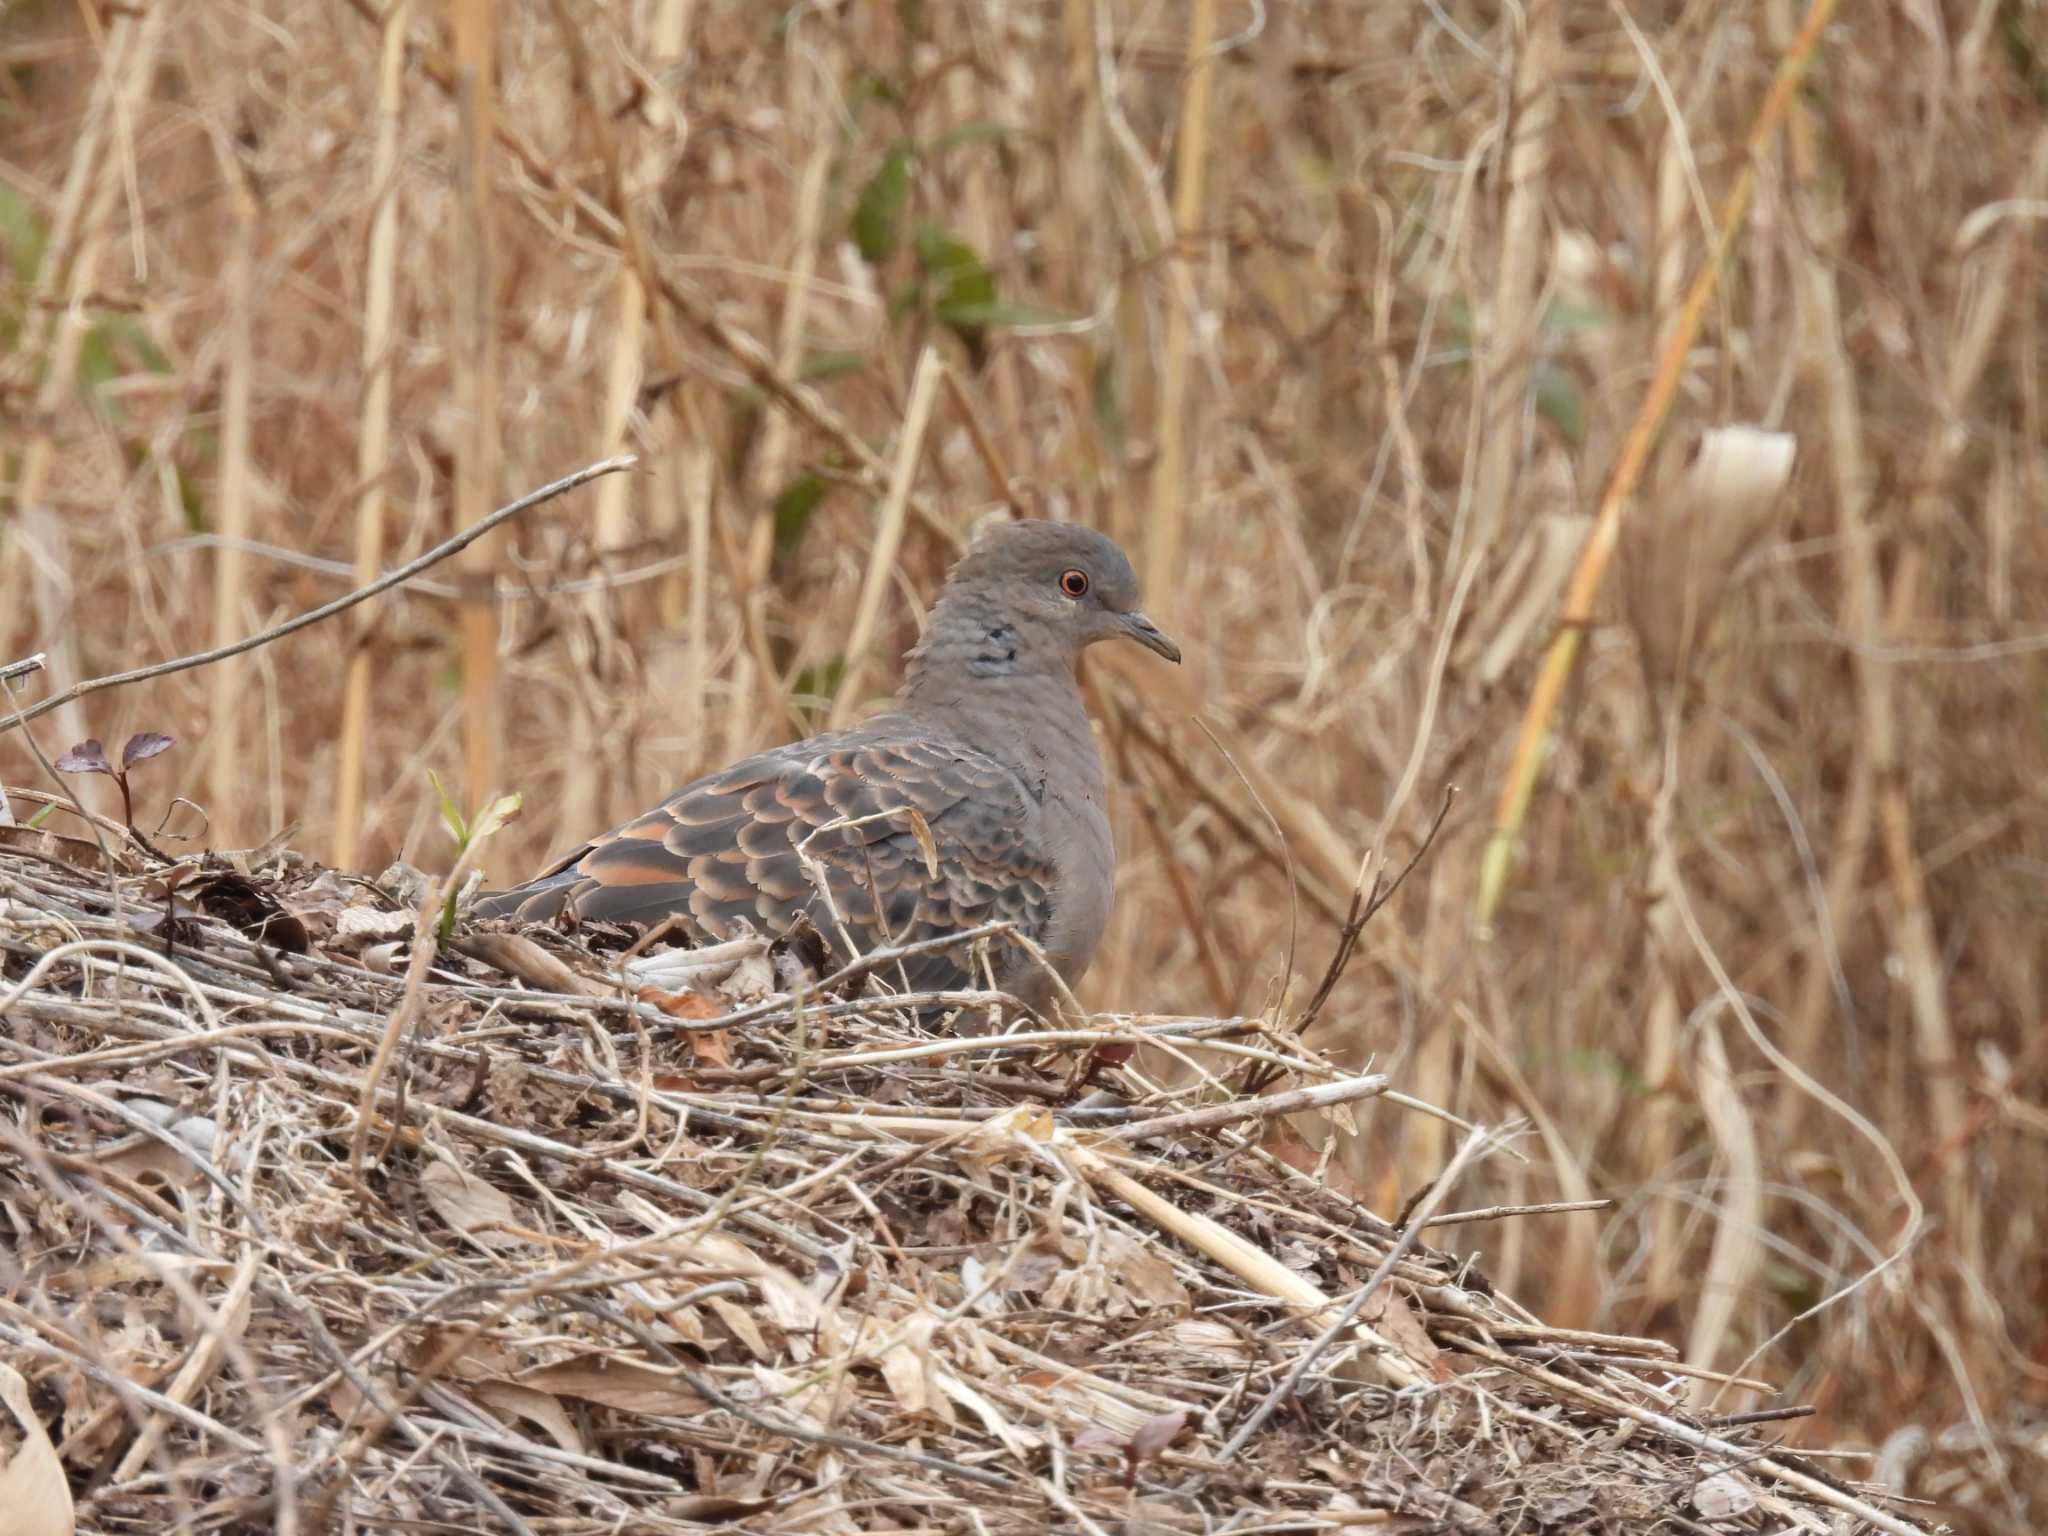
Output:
[1164, 1319, 1251, 1359]
[903, 807, 940, 879]
[517, 1356, 709, 1416]
[0, 824, 122, 875]
[869, 1313, 943, 1420]
[686, 1029, 732, 1070]
[1691, 1471, 1757, 1520]
[634, 985, 724, 1021]
[1103, 1232, 1189, 1309]
[420, 1160, 527, 1251]
[0, 1362, 75, 1536]
[706, 1294, 772, 1360]
[1362, 1286, 1448, 1381]
[336, 904, 415, 942]
[473, 1381, 585, 1456]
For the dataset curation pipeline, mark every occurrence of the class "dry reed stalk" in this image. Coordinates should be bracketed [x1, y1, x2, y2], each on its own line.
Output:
[204, 123, 258, 848]
[333, 0, 965, 572]
[1142, 0, 1217, 621]
[1684, 1013, 1764, 1407]
[943, 367, 1028, 519]
[452, 0, 503, 823]
[743, 136, 832, 584]
[1625, 428, 1795, 1311]
[675, 442, 713, 744]
[1772, 0, 1876, 1139]
[1475, 0, 1841, 930]
[1465, 0, 1558, 558]
[827, 346, 946, 731]
[333, 0, 410, 872]
[1867, 128, 2048, 1301]
[6, 5, 170, 768]
[559, 0, 692, 840]
[1444, 986, 1604, 1330]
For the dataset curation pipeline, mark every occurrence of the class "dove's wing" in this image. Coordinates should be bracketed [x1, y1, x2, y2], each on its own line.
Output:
[477, 723, 1055, 992]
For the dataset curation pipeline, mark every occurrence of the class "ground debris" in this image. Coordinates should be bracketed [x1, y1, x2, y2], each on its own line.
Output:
[0, 842, 1935, 1534]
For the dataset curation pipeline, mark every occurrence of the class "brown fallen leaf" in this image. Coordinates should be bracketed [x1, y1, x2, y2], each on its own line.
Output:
[517, 1355, 710, 1416]
[686, 1028, 732, 1070]
[903, 807, 941, 879]
[420, 1159, 529, 1252]
[1362, 1286, 1449, 1382]
[634, 984, 724, 1020]
[0, 1362, 77, 1536]
[472, 1380, 585, 1456]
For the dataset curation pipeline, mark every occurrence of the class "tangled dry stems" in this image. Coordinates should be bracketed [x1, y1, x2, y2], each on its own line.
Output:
[0, 837, 1933, 1535]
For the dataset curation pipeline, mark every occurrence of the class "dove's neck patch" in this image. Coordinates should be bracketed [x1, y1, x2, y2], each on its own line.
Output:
[968, 623, 1020, 676]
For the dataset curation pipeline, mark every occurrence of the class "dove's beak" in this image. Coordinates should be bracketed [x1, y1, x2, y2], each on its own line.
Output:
[1120, 611, 1182, 665]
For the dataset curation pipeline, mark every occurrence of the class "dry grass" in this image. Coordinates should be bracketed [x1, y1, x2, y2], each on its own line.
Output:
[2, 0, 2045, 1529]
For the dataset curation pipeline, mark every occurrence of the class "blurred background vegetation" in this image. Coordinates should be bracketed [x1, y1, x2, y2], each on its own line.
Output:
[3, 0, 2045, 1525]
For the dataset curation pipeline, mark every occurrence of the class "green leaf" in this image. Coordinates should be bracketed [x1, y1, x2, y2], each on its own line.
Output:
[176, 465, 206, 531]
[930, 120, 1014, 154]
[914, 221, 993, 301]
[75, 325, 121, 422]
[101, 314, 171, 374]
[798, 349, 867, 383]
[428, 769, 467, 846]
[1092, 351, 1124, 453]
[0, 180, 47, 284]
[932, 299, 1076, 331]
[1542, 299, 1607, 335]
[1440, 296, 1475, 347]
[1531, 360, 1586, 445]
[845, 70, 901, 111]
[771, 472, 828, 561]
[852, 141, 914, 264]
[914, 221, 999, 350]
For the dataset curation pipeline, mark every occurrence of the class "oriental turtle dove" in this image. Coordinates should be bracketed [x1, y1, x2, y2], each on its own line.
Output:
[475, 521, 1180, 1010]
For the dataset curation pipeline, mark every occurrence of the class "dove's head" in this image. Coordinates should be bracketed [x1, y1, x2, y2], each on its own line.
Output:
[929, 520, 1181, 672]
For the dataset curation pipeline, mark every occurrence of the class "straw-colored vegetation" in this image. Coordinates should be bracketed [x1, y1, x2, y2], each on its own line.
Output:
[2, 0, 2043, 1530]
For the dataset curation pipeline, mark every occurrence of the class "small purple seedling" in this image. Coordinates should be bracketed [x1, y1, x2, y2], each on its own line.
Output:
[56, 731, 176, 836]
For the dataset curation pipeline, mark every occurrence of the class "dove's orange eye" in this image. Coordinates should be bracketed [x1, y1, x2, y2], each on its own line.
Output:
[1059, 568, 1090, 598]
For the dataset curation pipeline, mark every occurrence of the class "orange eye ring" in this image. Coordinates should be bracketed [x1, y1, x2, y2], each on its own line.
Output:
[1059, 568, 1090, 598]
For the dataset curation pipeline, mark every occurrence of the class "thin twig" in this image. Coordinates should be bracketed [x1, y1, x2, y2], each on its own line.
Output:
[1217, 1124, 1494, 1460]
[1, 455, 635, 736]
[1099, 1072, 1388, 1144]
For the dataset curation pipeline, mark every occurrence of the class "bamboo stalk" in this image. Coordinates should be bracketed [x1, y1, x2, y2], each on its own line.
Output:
[827, 347, 946, 731]
[451, 0, 501, 823]
[561, 0, 653, 844]
[206, 121, 260, 847]
[334, 0, 411, 872]
[1464, 0, 1558, 559]
[1144, 0, 1218, 620]
[1474, 0, 1841, 930]
[6, 4, 170, 768]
